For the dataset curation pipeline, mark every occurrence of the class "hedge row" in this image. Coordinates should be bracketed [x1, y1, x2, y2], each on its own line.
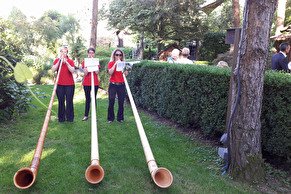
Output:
[261, 71, 291, 163]
[127, 62, 230, 137]
[98, 60, 291, 164]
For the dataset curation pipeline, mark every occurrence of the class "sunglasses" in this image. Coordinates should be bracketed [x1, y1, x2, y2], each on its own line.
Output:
[115, 54, 123, 57]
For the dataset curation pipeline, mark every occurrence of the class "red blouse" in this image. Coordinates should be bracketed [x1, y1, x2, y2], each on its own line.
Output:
[53, 57, 75, 85]
[82, 60, 100, 86]
[108, 61, 124, 83]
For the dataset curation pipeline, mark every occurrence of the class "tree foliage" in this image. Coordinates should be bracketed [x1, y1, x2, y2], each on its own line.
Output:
[285, 0, 291, 26]
[205, 0, 233, 32]
[7, 8, 85, 62]
[34, 10, 63, 52]
[7, 7, 36, 54]
[103, 0, 207, 51]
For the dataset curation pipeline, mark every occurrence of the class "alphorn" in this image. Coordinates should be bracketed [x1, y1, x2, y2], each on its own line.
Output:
[14, 59, 63, 189]
[123, 73, 173, 188]
[85, 71, 104, 184]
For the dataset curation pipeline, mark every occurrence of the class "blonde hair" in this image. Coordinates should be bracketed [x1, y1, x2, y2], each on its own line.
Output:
[182, 48, 190, 57]
[217, 61, 229, 68]
[60, 45, 69, 53]
[171, 49, 180, 57]
[110, 49, 125, 62]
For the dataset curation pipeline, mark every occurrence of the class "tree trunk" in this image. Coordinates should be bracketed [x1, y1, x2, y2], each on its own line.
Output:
[90, 0, 98, 49]
[195, 40, 200, 61]
[275, 0, 286, 35]
[230, 0, 240, 57]
[232, 0, 240, 27]
[228, 0, 277, 183]
[117, 31, 123, 47]
[157, 42, 162, 55]
[148, 46, 151, 60]
[137, 32, 144, 60]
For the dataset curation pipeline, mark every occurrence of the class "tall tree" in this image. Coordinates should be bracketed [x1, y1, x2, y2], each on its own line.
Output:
[8, 7, 36, 54]
[35, 10, 63, 53]
[232, 0, 240, 27]
[103, 0, 205, 53]
[60, 14, 80, 45]
[228, 0, 277, 182]
[90, 0, 98, 49]
[275, 0, 287, 35]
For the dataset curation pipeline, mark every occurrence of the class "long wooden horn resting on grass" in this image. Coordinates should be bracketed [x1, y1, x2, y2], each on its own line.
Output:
[85, 72, 104, 184]
[13, 59, 63, 189]
[123, 73, 173, 188]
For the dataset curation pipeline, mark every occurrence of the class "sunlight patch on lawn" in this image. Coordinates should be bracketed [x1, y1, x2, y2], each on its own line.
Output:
[17, 148, 56, 164]
[0, 151, 15, 164]
[74, 89, 85, 103]
[97, 93, 108, 99]
[73, 89, 108, 104]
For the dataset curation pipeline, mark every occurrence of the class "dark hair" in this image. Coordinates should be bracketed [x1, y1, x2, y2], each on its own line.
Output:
[279, 43, 290, 52]
[87, 47, 95, 53]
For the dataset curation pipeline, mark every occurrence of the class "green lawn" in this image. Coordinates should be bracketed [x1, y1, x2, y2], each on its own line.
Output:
[0, 83, 263, 193]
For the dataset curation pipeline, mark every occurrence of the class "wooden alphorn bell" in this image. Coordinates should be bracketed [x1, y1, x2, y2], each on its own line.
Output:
[122, 72, 173, 188]
[13, 59, 63, 189]
[85, 69, 104, 184]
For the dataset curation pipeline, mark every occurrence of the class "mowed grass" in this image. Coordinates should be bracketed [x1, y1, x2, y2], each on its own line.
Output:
[0, 83, 258, 193]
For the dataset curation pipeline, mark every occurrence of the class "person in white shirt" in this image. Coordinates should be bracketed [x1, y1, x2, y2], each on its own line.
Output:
[177, 48, 194, 64]
[167, 48, 180, 63]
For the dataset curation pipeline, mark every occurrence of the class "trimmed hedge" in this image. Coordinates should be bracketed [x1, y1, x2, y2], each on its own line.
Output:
[98, 60, 291, 165]
[98, 57, 111, 90]
[127, 62, 230, 137]
[261, 71, 291, 164]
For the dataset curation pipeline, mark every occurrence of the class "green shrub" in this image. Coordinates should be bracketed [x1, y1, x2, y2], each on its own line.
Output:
[0, 18, 31, 121]
[95, 47, 115, 58]
[143, 48, 157, 60]
[261, 71, 291, 163]
[27, 56, 54, 85]
[126, 62, 230, 136]
[199, 31, 230, 61]
[121, 47, 134, 59]
[0, 64, 31, 121]
[33, 68, 53, 84]
[98, 57, 111, 90]
[195, 61, 212, 66]
[98, 60, 290, 165]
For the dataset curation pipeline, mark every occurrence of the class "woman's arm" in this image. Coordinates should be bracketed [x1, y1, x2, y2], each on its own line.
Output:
[84, 67, 88, 76]
[108, 62, 117, 75]
[64, 58, 75, 73]
[52, 59, 61, 72]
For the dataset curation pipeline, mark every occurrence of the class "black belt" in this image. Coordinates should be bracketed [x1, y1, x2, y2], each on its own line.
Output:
[110, 82, 125, 85]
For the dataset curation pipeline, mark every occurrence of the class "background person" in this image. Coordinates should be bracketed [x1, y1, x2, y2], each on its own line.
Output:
[167, 48, 180, 63]
[81, 48, 100, 121]
[177, 48, 194, 64]
[271, 43, 290, 73]
[107, 49, 128, 123]
[216, 61, 229, 68]
[52, 46, 75, 122]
